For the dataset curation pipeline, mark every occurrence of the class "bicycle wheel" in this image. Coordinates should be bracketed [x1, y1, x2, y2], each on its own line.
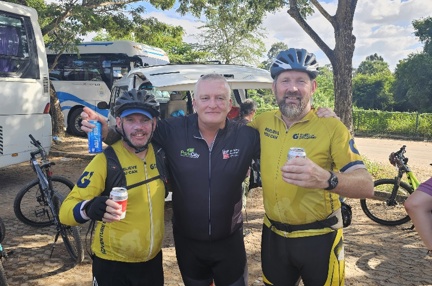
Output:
[360, 179, 413, 226]
[14, 176, 74, 227]
[0, 217, 5, 243]
[52, 192, 84, 264]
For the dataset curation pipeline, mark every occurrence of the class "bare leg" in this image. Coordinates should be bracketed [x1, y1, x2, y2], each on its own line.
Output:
[404, 190, 432, 250]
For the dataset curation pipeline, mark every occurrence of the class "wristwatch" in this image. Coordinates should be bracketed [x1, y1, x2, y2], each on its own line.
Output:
[324, 171, 338, 190]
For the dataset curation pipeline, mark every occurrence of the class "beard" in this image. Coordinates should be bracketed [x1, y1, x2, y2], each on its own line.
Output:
[277, 92, 309, 119]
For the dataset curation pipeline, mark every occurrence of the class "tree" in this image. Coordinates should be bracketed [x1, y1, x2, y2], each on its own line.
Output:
[353, 73, 394, 110]
[314, 65, 335, 109]
[353, 54, 394, 110]
[392, 53, 432, 112]
[195, 1, 266, 65]
[287, 0, 358, 132]
[260, 42, 288, 70]
[413, 16, 432, 56]
[356, 54, 390, 75]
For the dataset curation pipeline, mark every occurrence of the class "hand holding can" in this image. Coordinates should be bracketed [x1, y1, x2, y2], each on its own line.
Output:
[88, 119, 102, 153]
[110, 187, 128, 219]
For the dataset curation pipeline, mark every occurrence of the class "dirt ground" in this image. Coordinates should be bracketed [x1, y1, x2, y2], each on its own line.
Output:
[0, 135, 431, 286]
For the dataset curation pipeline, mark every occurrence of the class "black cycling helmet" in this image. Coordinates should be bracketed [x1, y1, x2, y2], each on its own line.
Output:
[114, 89, 160, 119]
[270, 48, 319, 79]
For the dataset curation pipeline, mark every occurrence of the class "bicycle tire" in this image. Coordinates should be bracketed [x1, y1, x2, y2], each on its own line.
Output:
[0, 217, 5, 243]
[0, 259, 8, 286]
[360, 179, 413, 226]
[52, 192, 84, 264]
[14, 176, 74, 228]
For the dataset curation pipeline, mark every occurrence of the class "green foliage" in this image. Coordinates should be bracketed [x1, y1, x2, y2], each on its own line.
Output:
[413, 16, 432, 55]
[195, 1, 266, 65]
[392, 53, 432, 112]
[353, 72, 394, 110]
[313, 65, 334, 108]
[356, 53, 390, 75]
[353, 109, 432, 139]
[260, 42, 288, 70]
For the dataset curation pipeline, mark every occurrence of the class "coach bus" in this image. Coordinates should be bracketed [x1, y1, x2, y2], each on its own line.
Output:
[47, 40, 170, 136]
[0, 2, 52, 168]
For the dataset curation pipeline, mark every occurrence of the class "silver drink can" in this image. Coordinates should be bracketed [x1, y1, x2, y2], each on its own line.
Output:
[110, 187, 128, 219]
[288, 147, 306, 160]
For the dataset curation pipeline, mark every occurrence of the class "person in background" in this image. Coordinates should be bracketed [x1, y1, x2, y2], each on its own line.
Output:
[249, 48, 374, 285]
[234, 98, 259, 210]
[59, 90, 166, 286]
[404, 177, 432, 255]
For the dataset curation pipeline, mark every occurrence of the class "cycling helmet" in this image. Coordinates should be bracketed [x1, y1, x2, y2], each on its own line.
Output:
[270, 48, 319, 79]
[114, 89, 160, 119]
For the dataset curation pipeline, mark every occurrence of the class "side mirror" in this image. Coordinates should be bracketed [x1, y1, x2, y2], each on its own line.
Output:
[97, 101, 109, 109]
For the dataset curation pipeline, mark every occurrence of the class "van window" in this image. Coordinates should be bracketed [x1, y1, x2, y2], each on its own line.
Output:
[0, 11, 39, 78]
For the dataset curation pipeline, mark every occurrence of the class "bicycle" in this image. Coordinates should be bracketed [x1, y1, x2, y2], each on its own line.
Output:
[0, 216, 8, 286]
[13, 134, 84, 264]
[360, 145, 420, 226]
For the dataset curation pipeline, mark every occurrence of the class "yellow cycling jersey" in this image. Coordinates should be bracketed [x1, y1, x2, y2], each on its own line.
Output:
[59, 141, 165, 262]
[249, 109, 366, 238]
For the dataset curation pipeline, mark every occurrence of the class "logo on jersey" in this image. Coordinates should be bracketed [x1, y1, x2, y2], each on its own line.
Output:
[222, 149, 240, 159]
[180, 148, 200, 159]
[292, 133, 316, 139]
[122, 165, 138, 175]
[77, 171, 94, 188]
[264, 127, 279, 139]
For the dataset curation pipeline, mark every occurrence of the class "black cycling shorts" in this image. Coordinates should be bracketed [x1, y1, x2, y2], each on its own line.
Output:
[92, 251, 164, 286]
[261, 224, 345, 286]
[174, 228, 247, 286]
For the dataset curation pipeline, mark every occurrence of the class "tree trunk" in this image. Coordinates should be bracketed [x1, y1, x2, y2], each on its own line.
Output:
[50, 84, 65, 138]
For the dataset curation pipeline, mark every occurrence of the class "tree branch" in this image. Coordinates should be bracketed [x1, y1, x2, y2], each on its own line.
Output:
[287, 0, 334, 61]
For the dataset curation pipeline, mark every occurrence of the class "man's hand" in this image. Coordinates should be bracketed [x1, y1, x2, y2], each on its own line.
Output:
[84, 196, 123, 222]
[316, 107, 339, 119]
[81, 107, 109, 138]
[281, 157, 329, 190]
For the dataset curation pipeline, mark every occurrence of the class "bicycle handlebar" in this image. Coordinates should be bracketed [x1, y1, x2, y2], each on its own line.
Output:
[29, 134, 47, 160]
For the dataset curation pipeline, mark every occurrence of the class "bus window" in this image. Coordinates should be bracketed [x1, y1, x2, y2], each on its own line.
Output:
[47, 40, 170, 137]
[0, 2, 51, 168]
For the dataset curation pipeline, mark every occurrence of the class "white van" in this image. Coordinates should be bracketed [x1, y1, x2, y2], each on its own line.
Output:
[102, 63, 273, 127]
[0, 2, 51, 168]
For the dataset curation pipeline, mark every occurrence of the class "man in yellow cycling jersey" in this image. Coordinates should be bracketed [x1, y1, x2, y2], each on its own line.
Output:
[59, 90, 166, 286]
[249, 48, 374, 286]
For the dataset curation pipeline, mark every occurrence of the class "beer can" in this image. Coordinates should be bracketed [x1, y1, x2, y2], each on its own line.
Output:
[110, 187, 128, 219]
[288, 147, 306, 161]
[88, 120, 102, 153]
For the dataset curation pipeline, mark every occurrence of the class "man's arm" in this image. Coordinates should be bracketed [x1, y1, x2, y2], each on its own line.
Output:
[280, 158, 374, 199]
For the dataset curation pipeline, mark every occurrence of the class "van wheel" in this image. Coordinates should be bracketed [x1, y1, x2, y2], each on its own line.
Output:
[67, 108, 86, 137]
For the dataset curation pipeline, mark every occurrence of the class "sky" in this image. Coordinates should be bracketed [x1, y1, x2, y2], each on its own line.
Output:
[139, 0, 432, 72]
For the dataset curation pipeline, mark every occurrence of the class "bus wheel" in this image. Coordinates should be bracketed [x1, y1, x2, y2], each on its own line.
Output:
[68, 108, 86, 137]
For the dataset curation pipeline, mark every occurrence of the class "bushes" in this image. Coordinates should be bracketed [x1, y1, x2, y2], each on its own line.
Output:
[353, 110, 432, 140]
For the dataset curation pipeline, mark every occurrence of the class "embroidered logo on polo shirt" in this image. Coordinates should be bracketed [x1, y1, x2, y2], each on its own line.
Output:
[222, 149, 240, 159]
[180, 148, 200, 159]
